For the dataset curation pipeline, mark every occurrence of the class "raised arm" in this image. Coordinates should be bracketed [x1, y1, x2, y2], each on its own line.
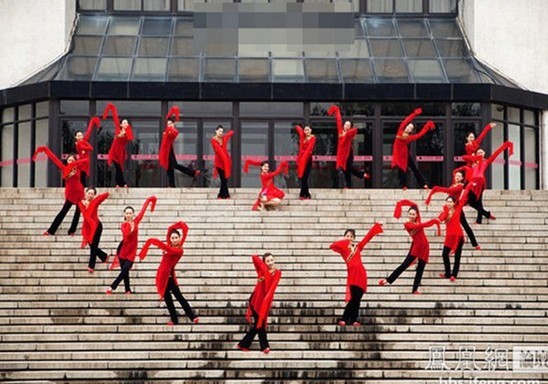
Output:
[243, 159, 263, 173]
[165, 106, 180, 122]
[166, 221, 189, 245]
[355, 222, 384, 253]
[134, 196, 157, 225]
[329, 239, 349, 256]
[223, 130, 235, 145]
[476, 122, 496, 147]
[89, 192, 110, 211]
[139, 238, 183, 261]
[102, 103, 121, 135]
[295, 125, 305, 142]
[425, 185, 462, 205]
[32, 146, 64, 170]
[84, 117, 101, 141]
[407, 120, 435, 142]
[397, 108, 422, 135]
[270, 161, 289, 178]
[486, 141, 514, 166]
[327, 105, 343, 135]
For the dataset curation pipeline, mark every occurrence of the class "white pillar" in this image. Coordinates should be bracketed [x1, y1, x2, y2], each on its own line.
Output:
[542, 110, 548, 190]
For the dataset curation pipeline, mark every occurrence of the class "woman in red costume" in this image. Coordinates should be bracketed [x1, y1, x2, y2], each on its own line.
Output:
[159, 106, 200, 188]
[464, 122, 497, 166]
[391, 108, 436, 189]
[426, 168, 479, 250]
[379, 200, 440, 294]
[74, 117, 100, 187]
[139, 221, 199, 325]
[78, 187, 109, 273]
[295, 125, 316, 199]
[244, 160, 289, 211]
[462, 141, 513, 224]
[237, 253, 281, 354]
[330, 223, 383, 327]
[211, 124, 234, 199]
[106, 196, 156, 295]
[33, 146, 87, 236]
[103, 103, 133, 188]
[327, 105, 369, 188]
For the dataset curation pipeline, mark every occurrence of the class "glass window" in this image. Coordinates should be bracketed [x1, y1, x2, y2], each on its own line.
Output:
[168, 58, 200, 81]
[416, 120, 444, 188]
[337, 39, 370, 58]
[144, 0, 170, 11]
[397, 19, 429, 37]
[395, 0, 422, 13]
[34, 119, 49, 187]
[238, 59, 269, 82]
[524, 127, 537, 189]
[274, 120, 303, 188]
[97, 101, 161, 116]
[1, 125, 14, 187]
[453, 122, 479, 160]
[174, 19, 194, 37]
[171, 37, 200, 56]
[508, 123, 521, 190]
[240, 103, 303, 117]
[436, 39, 467, 57]
[240, 121, 268, 188]
[78, 0, 107, 11]
[429, 20, 460, 38]
[132, 58, 167, 81]
[36, 102, 49, 118]
[18, 121, 32, 187]
[373, 59, 408, 82]
[443, 59, 478, 83]
[364, 19, 397, 37]
[490, 122, 504, 189]
[272, 59, 305, 82]
[305, 59, 339, 83]
[128, 119, 163, 188]
[113, 0, 141, 11]
[340, 59, 375, 83]
[508, 107, 520, 123]
[102, 36, 137, 56]
[2, 108, 14, 123]
[138, 37, 170, 57]
[95, 58, 132, 81]
[203, 58, 236, 82]
[452, 103, 480, 116]
[57, 57, 98, 81]
[142, 18, 172, 36]
[107, 17, 141, 35]
[524, 110, 536, 126]
[402, 39, 437, 57]
[19, 105, 32, 121]
[170, 102, 232, 117]
[72, 36, 104, 56]
[408, 59, 445, 82]
[491, 104, 504, 120]
[354, 19, 364, 38]
[366, 0, 393, 13]
[369, 39, 403, 57]
[76, 16, 109, 35]
[430, 0, 457, 13]
[61, 101, 89, 116]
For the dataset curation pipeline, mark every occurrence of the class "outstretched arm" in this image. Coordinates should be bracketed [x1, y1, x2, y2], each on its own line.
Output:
[223, 130, 235, 145]
[356, 222, 384, 253]
[270, 161, 289, 177]
[243, 159, 263, 173]
[397, 108, 422, 135]
[425, 185, 462, 205]
[139, 238, 183, 261]
[476, 123, 496, 147]
[407, 120, 435, 142]
[166, 221, 189, 245]
[32, 146, 64, 170]
[134, 196, 157, 224]
[327, 105, 343, 135]
[84, 117, 101, 141]
[486, 141, 514, 166]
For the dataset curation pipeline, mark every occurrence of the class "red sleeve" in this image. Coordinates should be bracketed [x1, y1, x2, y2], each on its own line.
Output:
[438, 206, 449, 222]
[257, 269, 281, 328]
[295, 125, 305, 142]
[78, 141, 94, 152]
[476, 123, 495, 147]
[397, 108, 422, 135]
[330, 239, 350, 256]
[251, 255, 268, 277]
[124, 124, 134, 141]
[356, 222, 384, 253]
[102, 103, 121, 135]
[425, 185, 461, 205]
[462, 154, 482, 165]
[407, 218, 441, 234]
[393, 199, 418, 219]
[346, 127, 358, 141]
[134, 196, 157, 225]
[327, 105, 343, 135]
[90, 192, 110, 210]
[486, 141, 513, 166]
[121, 221, 132, 238]
[32, 146, 64, 170]
[244, 159, 263, 173]
[165, 106, 180, 122]
[139, 238, 183, 261]
[406, 120, 435, 142]
[297, 136, 316, 178]
[211, 138, 230, 171]
[166, 221, 189, 245]
[270, 161, 289, 177]
[223, 130, 235, 145]
[84, 117, 101, 141]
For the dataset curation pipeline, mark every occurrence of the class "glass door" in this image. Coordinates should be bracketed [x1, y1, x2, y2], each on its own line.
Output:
[240, 121, 269, 188]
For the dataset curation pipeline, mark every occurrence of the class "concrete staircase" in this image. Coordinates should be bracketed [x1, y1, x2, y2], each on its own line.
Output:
[0, 187, 547, 383]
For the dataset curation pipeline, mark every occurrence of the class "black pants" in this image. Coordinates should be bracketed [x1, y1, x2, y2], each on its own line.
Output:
[167, 148, 195, 188]
[47, 200, 80, 235]
[387, 253, 426, 293]
[80, 172, 88, 188]
[341, 152, 366, 189]
[299, 159, 312, 198]
[460, 211, 478, 247]
[341, 285, 364, 324]
[217, 168, 230, 199]
[398, 154, 427, 188]
[110, 257, 133, 293]
[441, 238, 464, 278]
[164, 276, 196, 324]
[113, 162, 126, 187]
[467, 190, 490, 224]
[88, 222, 108, 269]
[238, 308, 269, 351]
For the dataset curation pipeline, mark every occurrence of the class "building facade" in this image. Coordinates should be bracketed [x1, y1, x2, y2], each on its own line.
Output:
[1, 0, 546, 190]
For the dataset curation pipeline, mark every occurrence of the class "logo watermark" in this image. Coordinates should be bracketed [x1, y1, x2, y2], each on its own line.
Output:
[512, 346, 548, 373]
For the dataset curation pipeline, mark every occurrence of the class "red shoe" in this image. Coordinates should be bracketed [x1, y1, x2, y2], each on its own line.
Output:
[167, 321, 175, 326]
[262, 348, 270, 354]
[299, 197, 306, 200]
[475, 245, 481, 250]
[378, 279, 387, 286]
[412, 290, 421, 295]
[105, 288, 112, 295]
[423, 184, 429, 190]
[124, 184, 128, 188]
[193, 317, 200, 324]
[352, 322, 361, 327]
[438, 273, 448, 279]
[363, 173, 370, 180]
[194, 170, 201, 178]
[489, 214, 496, 220]
[88, 268, 94, 274]
[125, 290, 132, 295]
[237, 344, 250, 352]
[402, 187, 407, 191]
[450, 276, 456, 282]
[43, 231, 50, 236]
[338, 320, 346, 326]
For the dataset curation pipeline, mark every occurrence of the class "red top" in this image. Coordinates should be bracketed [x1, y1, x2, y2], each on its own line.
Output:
[118, 196, 157, 262]
[330, 223, 383, 301]
[211, 130, 235, 179]
[437, 193, 468, 252]
[462, 141, 513, 197]
[244, 161, 289, 211]
[394, 199, 440, 263]
[103, 103, 134, 170]
[391, 109, 436, 171]
[78, 192, 109, 247]
[139, 221, 188, 300]
[425, 183, 464, 205]
[32, 146, 87, 204]
[464, 123, 495, 166]
[295, 125, 316, 178]
[76, 117, 100, 175]
[246, 255, 282, 328]
[158, 124, 179, 170]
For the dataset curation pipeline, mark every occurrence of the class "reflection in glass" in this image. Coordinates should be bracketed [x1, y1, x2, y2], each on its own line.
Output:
[340, 59, 374, 83]
[113, 0, 141, 11]
[174, 19, 194, 37]
[36, 102, 50, 118]
[416, 121, 444, 188]
[170, 102, 233, 117]
[78, 0, 106, 11]
[337, 40, 370, 58]
[95, 58, 132, 81]
[436, 39, 467, 57]
[240, 102, 303, 117]
[305, 59, 339, 83]
[138, 37, 170, 57]
[491, 104, 504, 120]
[103, 36, 138, 56]
[171, 37, 200, 56]
[374, 59, 408, 82]
[1, 125, 14, 186]
[395, 0, 422, 13]
[19, 105, 32, 121]
[96, 101, 162, 116]
[272, 59, 305, 82]
[142, 18, 173, 36]
[452, 103, 480, 117]
[369, 39, 403, 57]
[508, 107, 520, 123]
[76, 16, 109, 35]
[524, 127, 537, 188]
[524, 110, 536, 126]
[240, 121, 268, 188]
[61, 101, 89, 116]
[429, 0, 457, 13]
[408, 59, 445, 82]
[144, 0, 170, 11]
[490, 121, 504, 189]
[366, 0, 393, 13]
[365, 19, 397, 36]
[403, 39, 437, 57]
[453, 122, 479, 160]
[18, 122, 32, 187]
[238, 59, 269, 82]
[444, 59, 478, 83]
[56, 57, 98, 81]
[397, 19, 429, 37]
[35, 119, 49, 187]
[508, 123, 521, 190]
[203, 59, 236, 82]
[72, 36, 104, 56]
[107, 18, 141, 35]
[429, 20, 460, 38]
[274, 121, 303, 188]
[132, 58, 167, 81]
[129, 120, 163, 188]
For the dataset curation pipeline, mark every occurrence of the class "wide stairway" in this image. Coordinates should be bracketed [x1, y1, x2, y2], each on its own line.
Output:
[0, 188, 547, 384]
